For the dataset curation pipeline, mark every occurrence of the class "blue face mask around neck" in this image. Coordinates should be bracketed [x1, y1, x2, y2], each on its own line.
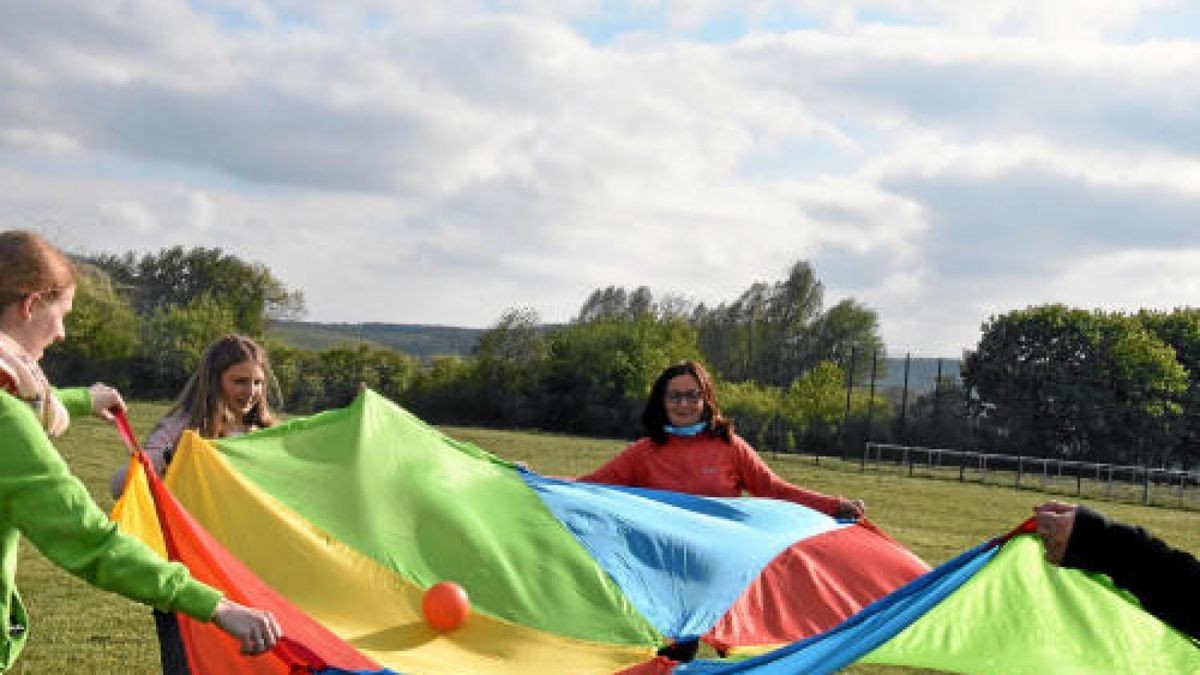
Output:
[664, 421, 708, 437]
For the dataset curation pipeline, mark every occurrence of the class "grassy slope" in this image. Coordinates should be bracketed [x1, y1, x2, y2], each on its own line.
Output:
[11, 404, 1199, 674]
[267, 320, 483, 357]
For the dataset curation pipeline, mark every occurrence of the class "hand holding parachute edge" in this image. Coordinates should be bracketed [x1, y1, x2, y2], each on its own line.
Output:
[90, 383, 126, 422]
[1032, 501, 1077, 565]
[835, 498, 867, 520]
[212, 597, 283, 655]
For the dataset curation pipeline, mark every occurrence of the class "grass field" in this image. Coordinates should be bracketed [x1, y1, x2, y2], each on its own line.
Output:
[11, 402, 1200, 674]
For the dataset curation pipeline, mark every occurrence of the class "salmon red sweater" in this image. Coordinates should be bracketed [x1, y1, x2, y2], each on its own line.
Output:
[577, 433, 842, 515]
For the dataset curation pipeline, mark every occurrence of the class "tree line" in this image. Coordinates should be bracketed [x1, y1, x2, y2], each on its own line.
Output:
[962, 305, 1198, 468]
[45, 246, 1198, 470]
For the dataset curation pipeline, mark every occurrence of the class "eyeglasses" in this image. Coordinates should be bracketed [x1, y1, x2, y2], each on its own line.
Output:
[665, 390, 703, 405]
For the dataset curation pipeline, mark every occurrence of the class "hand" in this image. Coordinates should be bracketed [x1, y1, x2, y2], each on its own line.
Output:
[1033, 501, 1077, 565]
[211, 598, 282, 655]
[89, 383, 126, 422]
[835, 498, 866, 520]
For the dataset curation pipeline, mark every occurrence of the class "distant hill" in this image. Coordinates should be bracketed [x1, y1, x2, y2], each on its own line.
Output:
[270, 321, 963, 387]
[269, 320, 483, 358]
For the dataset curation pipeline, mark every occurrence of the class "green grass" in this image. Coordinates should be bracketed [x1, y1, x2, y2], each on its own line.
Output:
[12, 404, 1200, 674]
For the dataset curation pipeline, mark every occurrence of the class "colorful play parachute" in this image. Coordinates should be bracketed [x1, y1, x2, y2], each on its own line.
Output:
[111, 391, 1198, 674]
[678, 525, 1199, 674]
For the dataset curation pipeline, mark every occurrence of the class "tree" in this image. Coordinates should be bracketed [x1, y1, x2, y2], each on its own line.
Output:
[91, 246, 305, 336]
[696, 261, 883, 386]
[808, 299, 884, 383]
[905, 377, 973, 450]
[537, 317, 701, 436]
[962, 305, 1187, 463]
[576, 285, 666, 323]
[576, 286, 630, 323]
[472, 307, 549, 425]
[313, 344, 389, 409]
[1137, 308, 1200, 468]
[42, 263, 139, 387]
[403, 355, 477, 423]
[718, 380, 781, 450]
[781, 361, 849, 431]
[266, 340, 321, 412]
[137, 295, 239, 396]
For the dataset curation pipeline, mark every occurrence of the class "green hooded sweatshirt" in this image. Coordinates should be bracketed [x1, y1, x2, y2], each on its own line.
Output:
[0, 388, 221, 671]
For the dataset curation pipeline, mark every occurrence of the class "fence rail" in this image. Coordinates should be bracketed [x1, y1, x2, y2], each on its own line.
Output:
[863, 442, 1199, 509]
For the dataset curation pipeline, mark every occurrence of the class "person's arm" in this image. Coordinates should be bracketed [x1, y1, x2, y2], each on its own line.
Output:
[54, 386, 93, 416]
[1037, 502, 1199, 639]
[54, 383, 126, 422]
[0, 393, 279, 652]
[1036, 502, 1200, 639]
[2, 392, 219, 617]
[109, 412, 187, 498]
[730, 437, 856, 516]
[143, 412, 189, 472]
[575, 440, 646, 486]
[212, 598, 284, 655]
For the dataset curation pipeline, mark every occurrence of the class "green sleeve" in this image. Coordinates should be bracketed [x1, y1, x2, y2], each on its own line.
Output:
[53, 386, 93, 418]
[0, 392, 221, 621]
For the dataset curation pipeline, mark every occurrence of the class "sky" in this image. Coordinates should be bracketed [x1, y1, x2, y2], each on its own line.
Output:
[2, 1, 1198, 357]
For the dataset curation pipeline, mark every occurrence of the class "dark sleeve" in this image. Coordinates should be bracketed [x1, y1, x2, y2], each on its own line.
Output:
[1062, 506, 1200, 639]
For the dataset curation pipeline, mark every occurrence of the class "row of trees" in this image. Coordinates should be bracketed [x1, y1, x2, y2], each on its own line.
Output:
[46, 247, 305, 398]
[962, 305, 1198, 467]
[46, 250, 890, 451]
[45, 245, 1198, 469]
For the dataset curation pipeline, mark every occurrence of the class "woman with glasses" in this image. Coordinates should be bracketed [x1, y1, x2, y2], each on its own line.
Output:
[578, 360, 865, 517]
[577, 360, 866, 661]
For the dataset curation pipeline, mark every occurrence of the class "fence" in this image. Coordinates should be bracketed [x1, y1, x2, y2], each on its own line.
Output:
[863, 442, 1199, 509]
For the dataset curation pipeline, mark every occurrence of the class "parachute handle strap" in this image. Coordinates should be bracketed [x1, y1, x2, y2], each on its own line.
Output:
[111, 406, 144, 456]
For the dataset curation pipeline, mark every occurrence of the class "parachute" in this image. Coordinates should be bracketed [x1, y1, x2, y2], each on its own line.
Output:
[111, 390, 1198, 674]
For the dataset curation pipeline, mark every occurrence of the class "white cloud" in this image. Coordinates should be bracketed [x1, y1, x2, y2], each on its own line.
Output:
[1, 0, 1198, 356]
[0, 128, 80, 154]
[97, 200, 159, 234]
[1049, 249, 1200, 310]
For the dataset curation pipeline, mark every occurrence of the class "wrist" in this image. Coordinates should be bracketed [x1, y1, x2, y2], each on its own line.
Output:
[211, 597, 232, 623]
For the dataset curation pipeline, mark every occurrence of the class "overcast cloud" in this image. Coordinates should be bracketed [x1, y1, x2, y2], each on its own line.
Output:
[2, 0, 1198, 356]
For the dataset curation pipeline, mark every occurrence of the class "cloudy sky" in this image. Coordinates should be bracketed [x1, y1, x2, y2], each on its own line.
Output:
[3, 1, 1198, 356]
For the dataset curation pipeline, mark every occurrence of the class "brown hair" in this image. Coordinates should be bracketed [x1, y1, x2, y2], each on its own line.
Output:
[0, 230, 77, 311]
[641, 360, 734, 445]
[170, 334, 279, 438]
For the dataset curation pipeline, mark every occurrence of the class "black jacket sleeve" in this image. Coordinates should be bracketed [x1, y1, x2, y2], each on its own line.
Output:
[1061, 506, 1199, 640]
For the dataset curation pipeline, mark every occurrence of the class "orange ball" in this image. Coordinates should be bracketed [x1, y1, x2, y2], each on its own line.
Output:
[423, 581, 470, 632]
